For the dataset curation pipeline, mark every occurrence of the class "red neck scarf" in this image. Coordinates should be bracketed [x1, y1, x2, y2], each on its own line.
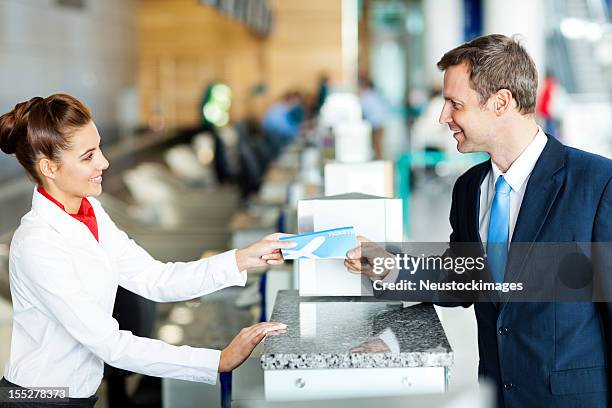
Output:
[37, 186, 99, 242]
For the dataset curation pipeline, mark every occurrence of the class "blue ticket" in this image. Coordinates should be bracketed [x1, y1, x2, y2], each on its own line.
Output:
[280, 226, 358, 260]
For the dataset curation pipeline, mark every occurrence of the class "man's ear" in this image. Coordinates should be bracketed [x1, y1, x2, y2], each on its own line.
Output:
[38, 158, 59, 180]
[493, 89, 513, 116]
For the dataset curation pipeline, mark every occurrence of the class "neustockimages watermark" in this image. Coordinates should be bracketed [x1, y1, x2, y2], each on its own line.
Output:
[370, 253, 522, 293]
[357, 242, 612, 303]
[372, 278, 523, 293]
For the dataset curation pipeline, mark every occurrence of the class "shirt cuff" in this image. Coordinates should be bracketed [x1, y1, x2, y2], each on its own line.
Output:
[213, 249, 247, 287]
[186, 348, 222, 384]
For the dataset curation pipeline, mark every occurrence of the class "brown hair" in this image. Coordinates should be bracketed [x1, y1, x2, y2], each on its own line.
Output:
[437, 34, 538, 114]
[0, 94, 92, 184]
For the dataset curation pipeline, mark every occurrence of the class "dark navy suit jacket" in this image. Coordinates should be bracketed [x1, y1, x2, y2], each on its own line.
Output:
[448, 135, 612, 407]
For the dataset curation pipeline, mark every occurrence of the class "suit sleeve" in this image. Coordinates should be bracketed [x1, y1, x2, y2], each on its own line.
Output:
[593, 177, 612, 370]
[372, 177, 474, 307]
[433, 176, 474, 307]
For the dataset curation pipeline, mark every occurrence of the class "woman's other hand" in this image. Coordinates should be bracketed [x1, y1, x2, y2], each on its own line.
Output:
[218, 322, 287, 372]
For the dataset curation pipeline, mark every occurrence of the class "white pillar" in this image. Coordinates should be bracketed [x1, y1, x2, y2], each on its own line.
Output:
[484, 0, 547, 81]
[423, 0, 464, 87]
[342, 0, 359, 91]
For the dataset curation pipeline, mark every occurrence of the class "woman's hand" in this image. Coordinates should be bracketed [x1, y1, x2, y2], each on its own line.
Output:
[218, 322, 287, 372]
[235, 233, 296, 271]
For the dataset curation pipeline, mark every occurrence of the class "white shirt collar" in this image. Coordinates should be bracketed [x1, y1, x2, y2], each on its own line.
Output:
[30, 187, 88, 238]
[490, 127, 548, 192]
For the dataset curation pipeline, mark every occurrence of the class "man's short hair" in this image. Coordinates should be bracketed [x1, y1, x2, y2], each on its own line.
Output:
[437, 34, 538, 114]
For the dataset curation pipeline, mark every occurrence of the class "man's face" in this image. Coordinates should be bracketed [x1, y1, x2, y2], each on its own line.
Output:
[439, 62, 496, 153]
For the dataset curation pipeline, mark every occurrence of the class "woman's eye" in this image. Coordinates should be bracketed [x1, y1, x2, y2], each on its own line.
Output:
[451, 101, 459, 108]
[84, 154, 93, 161]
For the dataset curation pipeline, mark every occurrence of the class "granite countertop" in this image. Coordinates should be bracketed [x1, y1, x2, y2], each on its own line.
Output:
[261, 290, 453, 370]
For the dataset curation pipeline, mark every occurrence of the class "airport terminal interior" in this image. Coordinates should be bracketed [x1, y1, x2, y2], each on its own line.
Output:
[0, 0, 611, 407]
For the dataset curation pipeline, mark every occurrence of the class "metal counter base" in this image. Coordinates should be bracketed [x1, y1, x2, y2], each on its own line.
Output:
[264, 366, 447, 401]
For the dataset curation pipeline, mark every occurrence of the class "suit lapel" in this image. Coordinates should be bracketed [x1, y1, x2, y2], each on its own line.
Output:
[500, 136, 566, 309]
[467, 160, 490, 244]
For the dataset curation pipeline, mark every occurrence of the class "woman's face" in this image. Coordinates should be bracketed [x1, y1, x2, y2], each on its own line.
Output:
[51, 121, 109, 199]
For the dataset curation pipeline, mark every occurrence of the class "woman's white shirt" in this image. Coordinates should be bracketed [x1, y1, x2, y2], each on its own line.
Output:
[4, 188, 247, 397]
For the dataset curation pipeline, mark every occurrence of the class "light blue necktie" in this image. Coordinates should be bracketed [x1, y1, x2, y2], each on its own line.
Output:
[486, 175, 512, 284]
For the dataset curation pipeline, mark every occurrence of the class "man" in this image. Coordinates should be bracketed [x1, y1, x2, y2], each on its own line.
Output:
[346, 34, 612, 407]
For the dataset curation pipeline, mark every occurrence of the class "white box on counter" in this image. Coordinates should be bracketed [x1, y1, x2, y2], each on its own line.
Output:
[333, 120, 372, 163]
[324, 161, 394, 197]
[297, 193, 403, 296]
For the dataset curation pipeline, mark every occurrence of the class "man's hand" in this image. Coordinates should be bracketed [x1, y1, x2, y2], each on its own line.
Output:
[218, 322, 287, 372]
[235, 233, 297, 271]
[345, 235, 396, 279]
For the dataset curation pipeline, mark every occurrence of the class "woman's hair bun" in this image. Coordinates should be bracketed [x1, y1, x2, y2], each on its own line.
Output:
[0, 97, 44, 155]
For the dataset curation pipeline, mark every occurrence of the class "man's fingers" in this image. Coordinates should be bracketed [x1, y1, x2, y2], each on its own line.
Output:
[345, 259, 362, 274]
[361, 263, 374, 276]
[346, 247, 361, 259]
[344, 259, 358, 269]
[344, 258, 360, 268]
[344, 258, 377, 276]
[356, 235, 371, 244]
[346, 236, 373, 259]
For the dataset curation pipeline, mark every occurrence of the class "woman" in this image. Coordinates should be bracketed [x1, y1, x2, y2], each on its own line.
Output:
[0, 94, 294, 406]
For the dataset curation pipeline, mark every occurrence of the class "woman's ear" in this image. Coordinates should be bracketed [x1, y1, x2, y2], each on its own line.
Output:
[38, 158, 59, 180]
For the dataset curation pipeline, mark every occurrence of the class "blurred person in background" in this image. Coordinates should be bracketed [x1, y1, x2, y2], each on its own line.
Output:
[262, 91, 303, 143]
[287, 91, 305, 128]
[314, 73, 330, 115]
[536, 71, 569, 140]
[358, 76, 389, 160]
[0, 94, 295, 407]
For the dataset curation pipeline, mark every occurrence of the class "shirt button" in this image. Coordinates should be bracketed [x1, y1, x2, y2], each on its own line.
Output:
[498, 327, 511, 335]
[503, 382, 514, 390]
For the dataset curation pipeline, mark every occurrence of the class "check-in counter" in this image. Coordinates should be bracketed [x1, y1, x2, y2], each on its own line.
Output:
[261, 290, 453, 401]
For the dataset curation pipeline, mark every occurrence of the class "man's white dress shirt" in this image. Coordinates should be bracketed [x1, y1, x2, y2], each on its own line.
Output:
[478, 127, 548, 243]
[4, 189, 247, 397]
